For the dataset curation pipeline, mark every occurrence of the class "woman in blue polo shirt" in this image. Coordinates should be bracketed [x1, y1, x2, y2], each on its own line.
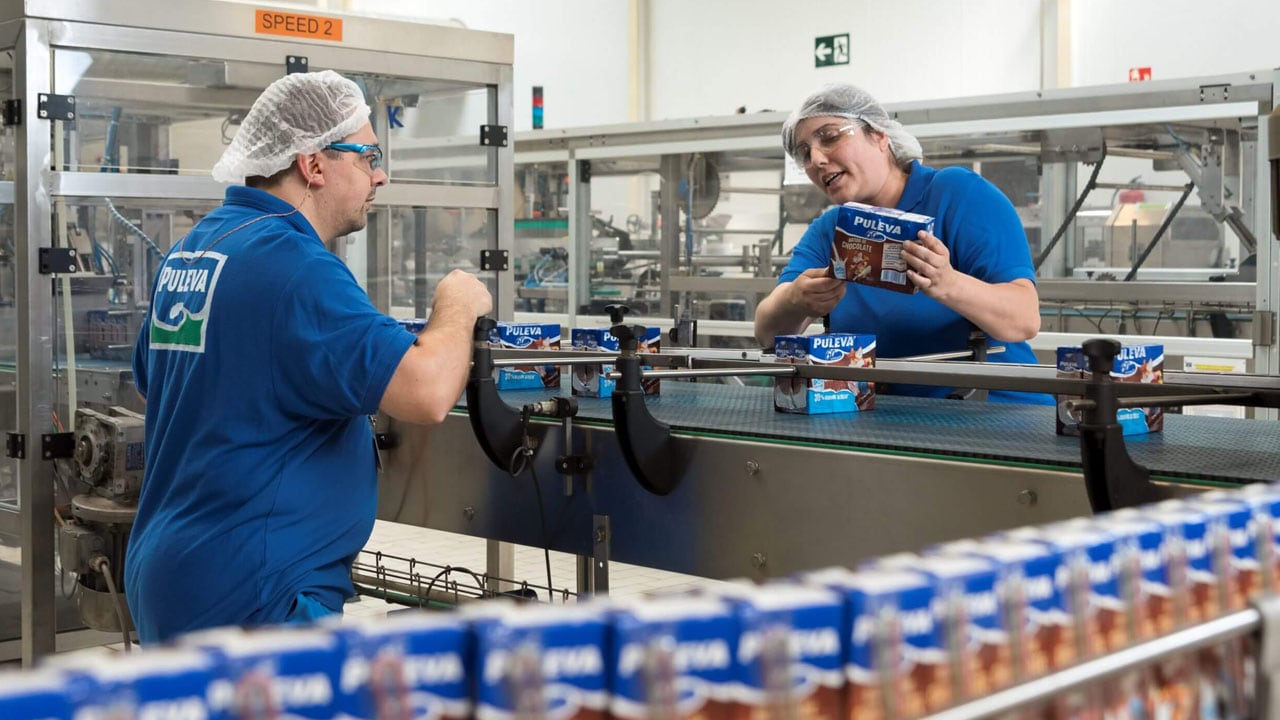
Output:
[753, 83, 1048, 404]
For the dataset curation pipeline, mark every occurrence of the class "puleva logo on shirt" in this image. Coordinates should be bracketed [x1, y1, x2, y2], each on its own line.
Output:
[149, 251, 228, 353]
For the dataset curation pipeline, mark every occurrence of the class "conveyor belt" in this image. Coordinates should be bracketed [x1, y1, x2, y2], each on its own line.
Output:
[486, 382, 1280, 485]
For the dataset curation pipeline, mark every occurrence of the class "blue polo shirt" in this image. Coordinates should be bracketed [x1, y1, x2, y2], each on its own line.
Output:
[780, 161, 1050, 404]
[127, 186, 417, 643]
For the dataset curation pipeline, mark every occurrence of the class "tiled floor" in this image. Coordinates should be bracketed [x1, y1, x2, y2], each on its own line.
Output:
[344, 519, 729, 619]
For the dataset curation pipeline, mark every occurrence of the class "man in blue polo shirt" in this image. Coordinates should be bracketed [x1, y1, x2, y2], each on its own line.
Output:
[126, 70, 493, 642]
[754, 83, 1048, 404]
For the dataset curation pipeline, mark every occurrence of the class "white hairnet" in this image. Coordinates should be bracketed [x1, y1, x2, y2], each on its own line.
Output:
[211, 70, 371, 184]
[782, 84, 922, 170]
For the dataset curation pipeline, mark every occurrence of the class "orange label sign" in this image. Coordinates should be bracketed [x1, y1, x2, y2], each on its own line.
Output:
[254, 9, 343, 42]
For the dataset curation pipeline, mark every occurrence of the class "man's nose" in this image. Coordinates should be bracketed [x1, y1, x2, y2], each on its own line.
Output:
[372, 168, 389, 186]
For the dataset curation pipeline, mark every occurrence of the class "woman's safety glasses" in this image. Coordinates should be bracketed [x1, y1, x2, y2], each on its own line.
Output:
[791, 124, 859, 168]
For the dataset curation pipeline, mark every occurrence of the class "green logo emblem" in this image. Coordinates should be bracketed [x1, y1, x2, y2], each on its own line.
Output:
[149, 252, 227, 353]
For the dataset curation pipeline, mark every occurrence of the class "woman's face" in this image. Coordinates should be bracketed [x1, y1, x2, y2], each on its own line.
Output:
[793, 115, 896, 206]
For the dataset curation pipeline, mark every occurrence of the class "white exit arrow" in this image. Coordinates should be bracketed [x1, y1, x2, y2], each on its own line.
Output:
[814, 42, 832, 62]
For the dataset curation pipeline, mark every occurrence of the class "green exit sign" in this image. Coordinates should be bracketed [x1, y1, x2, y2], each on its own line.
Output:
[814, 34, 850, 68]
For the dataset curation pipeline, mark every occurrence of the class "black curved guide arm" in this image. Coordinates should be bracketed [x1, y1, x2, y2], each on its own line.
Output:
[610, 323, 679, 495]
[1077, 338, 1172, 512]
[465, 317, 532, 474]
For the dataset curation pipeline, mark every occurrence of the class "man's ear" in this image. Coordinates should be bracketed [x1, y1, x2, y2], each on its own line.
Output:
[296, 152, 326, 187]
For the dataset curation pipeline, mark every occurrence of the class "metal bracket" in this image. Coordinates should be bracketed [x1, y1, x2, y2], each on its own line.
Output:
[5, 433, 23, 459]
[38, 247, 78, 274]
[555, 455, 593, 476]
[41, 433, 74, 460]
[1255, 311, 1277, 347]
[2, 98, 19, 127]
[1041, 127, 1106, 164]
[479, 124, 508, 147]
[285, 55, 309, 74]
[591, 514, 610, 595]
[37, 93, 75, 121]
[479, 249, 508, 272]
[1200, 83, 1230, 103]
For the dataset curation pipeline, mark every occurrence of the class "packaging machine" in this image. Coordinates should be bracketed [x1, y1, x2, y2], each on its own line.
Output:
[0, 0, 516, 665]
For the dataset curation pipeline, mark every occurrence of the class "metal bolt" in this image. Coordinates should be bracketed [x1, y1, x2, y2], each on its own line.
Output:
[462, 506, 476, 521]
[745, 460, 759, 476]
[750, 553, 767, 569]
[594, 527, 607, 544]
[1017, 490, 1038, 506]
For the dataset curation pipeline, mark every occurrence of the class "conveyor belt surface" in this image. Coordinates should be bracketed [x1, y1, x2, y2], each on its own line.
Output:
[484, 382, 1280, 484]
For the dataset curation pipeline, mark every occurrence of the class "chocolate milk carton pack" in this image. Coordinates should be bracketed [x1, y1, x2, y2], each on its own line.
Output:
[713, 582, 845, 720]
[181, 626, 343, 720]
[333, 612, 471, 720]
[804, 566, 944, 720]
[874, 553, 1011, 701]
[1225, 483, 1280, 595]
[1056, 344, 1164, 436]
[774, 334, 875, 415]
[934, 539, 1072, 682]
[1002, 523, 1125, 659]
[1092, 511, 1177, 641]
[1178, 495, 1255, 720]
[608, 596, 739, 720]
[47, 647, 229, 720]
[830, 202, 935, 294]
[0, 669, 74, 720]
[1148, 501, 1218, 625]
[469, 603, 609, 720]
[570, 326, 660, 398]
[489, 322, 561, 390]
[1189, 495, 1258, 612]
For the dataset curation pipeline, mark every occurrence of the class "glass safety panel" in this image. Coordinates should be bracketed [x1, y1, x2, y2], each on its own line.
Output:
[53, 48, 279, 175]
[52, 50, 499, 186]
[383, 207, 498, 319]
[347, 77, 498, 186]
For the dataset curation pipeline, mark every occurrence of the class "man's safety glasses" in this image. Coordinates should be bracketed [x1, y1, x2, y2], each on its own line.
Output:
[324, 143, 384, 171]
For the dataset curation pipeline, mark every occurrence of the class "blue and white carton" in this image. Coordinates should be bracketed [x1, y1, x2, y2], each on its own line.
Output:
[489, 322, 561, 390]
[570, 326, 661, 398]
[774, 334, 875, 414]
[1056, 344, 1164, 436]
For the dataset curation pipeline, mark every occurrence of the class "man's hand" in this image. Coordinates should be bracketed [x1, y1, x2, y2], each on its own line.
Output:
[434, 268, 493, 318]
[787, 267, 846, 316]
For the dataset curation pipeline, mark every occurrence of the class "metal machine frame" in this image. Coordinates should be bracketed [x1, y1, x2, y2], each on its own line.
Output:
[0, 0, 515, 665]
[513, 70, 1278, 373]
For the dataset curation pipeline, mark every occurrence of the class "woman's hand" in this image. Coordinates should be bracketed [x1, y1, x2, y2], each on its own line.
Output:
[787, 267, 846, 316]
[902, 230, 959, 301]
